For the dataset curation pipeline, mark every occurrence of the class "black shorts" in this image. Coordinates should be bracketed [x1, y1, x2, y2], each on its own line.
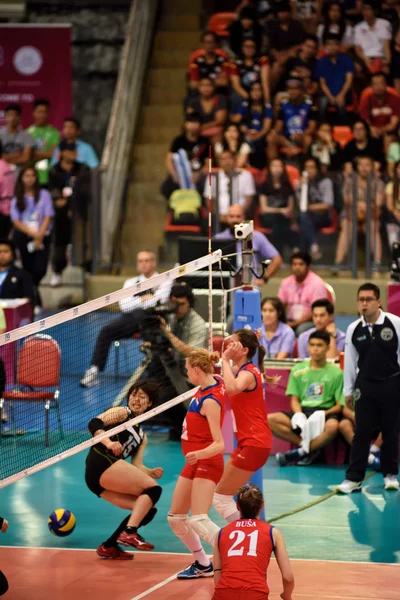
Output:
[282, 408, 341, 427]
[85, 448, 117, 497]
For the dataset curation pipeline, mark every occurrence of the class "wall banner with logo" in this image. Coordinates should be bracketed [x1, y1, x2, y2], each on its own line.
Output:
[0, 24, 72, 129]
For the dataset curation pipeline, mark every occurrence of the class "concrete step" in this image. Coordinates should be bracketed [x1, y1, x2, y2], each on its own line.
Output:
[138, 126, 179, 144]
[147, 67, 186, 89]
[159, 14, 200, 31]
[132, 143, 168, 165]
[146, 84, 186, 105]
[162, 0, 202, 14]
[151, 49, 191, 69]
[142, 104, 183, 128]
[154, 31, 199, 51]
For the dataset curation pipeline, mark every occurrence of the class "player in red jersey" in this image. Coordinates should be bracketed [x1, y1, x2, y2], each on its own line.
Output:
[212, 483, 294, 600]
[213, 329, 273, 524]
[168, 348, 226, 579]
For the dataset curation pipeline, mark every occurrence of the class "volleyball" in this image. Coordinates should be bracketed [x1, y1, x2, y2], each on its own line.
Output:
[48, 509, 76, 537]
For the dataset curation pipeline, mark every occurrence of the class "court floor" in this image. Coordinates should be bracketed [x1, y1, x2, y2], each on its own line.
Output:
[2, 438, 400, 599]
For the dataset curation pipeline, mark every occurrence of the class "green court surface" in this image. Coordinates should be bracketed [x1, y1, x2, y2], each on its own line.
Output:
[3, 435, 400, 564]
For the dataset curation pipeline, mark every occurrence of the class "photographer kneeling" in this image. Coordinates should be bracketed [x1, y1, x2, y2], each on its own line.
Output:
[140, 282, 207, 441]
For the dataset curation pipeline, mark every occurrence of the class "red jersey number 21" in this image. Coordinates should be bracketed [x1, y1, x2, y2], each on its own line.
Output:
[227, 530, 259, 557]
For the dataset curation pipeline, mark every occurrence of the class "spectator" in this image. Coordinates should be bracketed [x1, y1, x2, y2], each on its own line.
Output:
[267, 79, 318, 160]
[258, 158, 297, 254]
[278, 251, 329, 335]
[81, 250, 172, 388]
[188, 32, 229, 96]
[269, 330, 342, 466]
[214, 124, 251, 168]
[203, 150, 256, 221]
[186, 78, 228, 141]
[161, 114, 208, 200]
[343, 119, 384, 173]
[48, 140, 91, 287]
[232, 81, 273, 169]
[387, 128, 400, 176]
[10, 166, 54, 313]
[297, 157, 334, 260]
[214, 204, 283, 284]
[278, 35, 319, 99]
[317, 1, 354, 52]
[384, 160, 400, 249]
[389, 1, 400, 94]
[236, 0, 273, 22]
[354, 1, 391, 74]
[0, 141, 15, 238]
[258, 296, 296, 358]
[309, 122, 343, 172]
[228, 5, 265, 58]
[27, 99, 61, 187]
[315, 34, 355, 122]
[335, 156, 384, 268]
[297, 298, 346, 359]
[290, 0, 320, 30]
[0, 104, 34, 178]
[230, 39, 270, 108]
[266, 0, 306, 90]
[51, 117, 99, 168]
[359, 72, 400, 151]
[0, 239, 34, 304]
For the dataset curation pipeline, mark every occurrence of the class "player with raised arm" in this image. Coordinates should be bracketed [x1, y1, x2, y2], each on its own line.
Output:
[212, 483, 294, 600]
[85, 381, 163, 559]
[213, 329, 273, 524]
[168, 349, 226, 579]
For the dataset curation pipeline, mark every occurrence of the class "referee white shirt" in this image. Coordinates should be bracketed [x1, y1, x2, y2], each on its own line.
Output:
[119, 273, 172, 313]
[343, 309, 400, 397]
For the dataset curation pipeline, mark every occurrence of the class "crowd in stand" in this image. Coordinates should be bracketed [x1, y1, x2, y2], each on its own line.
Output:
[0, 100, 98, 313]
[162, 0, 400, 269]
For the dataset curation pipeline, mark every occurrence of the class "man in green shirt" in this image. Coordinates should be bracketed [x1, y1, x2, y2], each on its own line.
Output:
[268, 330, 343, 466]
[27, 99, 60, 186]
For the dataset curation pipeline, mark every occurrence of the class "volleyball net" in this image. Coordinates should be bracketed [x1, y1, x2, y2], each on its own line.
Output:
[0, 250, 224, 488]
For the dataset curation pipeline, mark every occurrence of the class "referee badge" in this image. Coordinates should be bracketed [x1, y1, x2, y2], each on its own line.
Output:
[381, 327, 394, 341]
[353, 388, 361, 402]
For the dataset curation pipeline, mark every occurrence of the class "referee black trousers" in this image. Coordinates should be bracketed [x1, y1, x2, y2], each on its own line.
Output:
[346, 377, 400, 482]
[91, 310, 144, 372]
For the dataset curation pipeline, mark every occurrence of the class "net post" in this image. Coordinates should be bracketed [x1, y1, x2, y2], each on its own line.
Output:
[232, 286, 265, 520]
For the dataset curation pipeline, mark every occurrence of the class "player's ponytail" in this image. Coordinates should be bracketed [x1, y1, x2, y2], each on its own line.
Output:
[187, 348, 220, 374]
[233, 329, 265, 372]
[237, 483, 264, 519]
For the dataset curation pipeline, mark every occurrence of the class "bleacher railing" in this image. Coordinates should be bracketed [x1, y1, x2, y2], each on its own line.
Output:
[99, 0, 159, 269]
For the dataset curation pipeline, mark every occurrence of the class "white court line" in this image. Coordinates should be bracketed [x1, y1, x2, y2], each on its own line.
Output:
[129, 572, 179, 600]
[0, 546, 399, 567]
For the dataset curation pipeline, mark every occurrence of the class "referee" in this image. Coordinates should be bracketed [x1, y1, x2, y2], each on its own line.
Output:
[337, 283, 400, 493]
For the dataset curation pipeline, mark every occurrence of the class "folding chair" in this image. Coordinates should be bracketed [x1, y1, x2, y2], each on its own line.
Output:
[0, 334, 62, 447]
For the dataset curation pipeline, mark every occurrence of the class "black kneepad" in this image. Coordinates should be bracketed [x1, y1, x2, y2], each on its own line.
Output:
[141, 485, 162, 505]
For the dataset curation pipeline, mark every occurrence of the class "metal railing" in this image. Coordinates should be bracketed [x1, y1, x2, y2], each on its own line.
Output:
[99, 0, 159, 268]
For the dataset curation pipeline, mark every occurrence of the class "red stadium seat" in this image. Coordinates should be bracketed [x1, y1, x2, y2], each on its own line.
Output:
[285, 164, 300, 189]
[1, 334, 62, 447]
[245, 166, 267, 185]
[207, 12, 236, 37]
[164, 209, 202, 234]
[254, 207, 272, 235]
[321, 208, 338, 235]
[332, 126, 353, 148]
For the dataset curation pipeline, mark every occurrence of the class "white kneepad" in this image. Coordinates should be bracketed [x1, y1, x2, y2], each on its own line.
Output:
[167, 513, 190, 540]
[189, 514, 220, 547]
[212, 492, 238, 521]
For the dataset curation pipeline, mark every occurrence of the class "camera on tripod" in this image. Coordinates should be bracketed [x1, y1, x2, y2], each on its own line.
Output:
[140, 301, 177, 355]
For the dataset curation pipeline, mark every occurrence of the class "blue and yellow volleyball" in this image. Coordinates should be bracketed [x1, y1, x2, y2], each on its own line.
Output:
[48, 509, 76, 537]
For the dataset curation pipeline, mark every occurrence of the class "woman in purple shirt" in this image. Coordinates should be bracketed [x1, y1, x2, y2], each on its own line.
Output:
[11, 166, 54, 313]
[257, 297, 296, 359]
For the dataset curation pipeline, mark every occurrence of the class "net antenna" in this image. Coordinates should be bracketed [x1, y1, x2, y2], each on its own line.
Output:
[0, 250, 221, 488]
[208, 145, 213, 352]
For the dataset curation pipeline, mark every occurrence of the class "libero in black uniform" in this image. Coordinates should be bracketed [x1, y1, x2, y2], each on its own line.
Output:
[85, 381, 163, 559]
[337, 283, 400, 494]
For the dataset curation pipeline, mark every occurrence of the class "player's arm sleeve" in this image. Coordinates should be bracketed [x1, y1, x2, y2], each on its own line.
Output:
[343, 322, 358, 396]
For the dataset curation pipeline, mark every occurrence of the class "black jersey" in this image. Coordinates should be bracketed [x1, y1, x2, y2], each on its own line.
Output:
[344, 311, 400, 395]
[88, 408, 145, 463]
